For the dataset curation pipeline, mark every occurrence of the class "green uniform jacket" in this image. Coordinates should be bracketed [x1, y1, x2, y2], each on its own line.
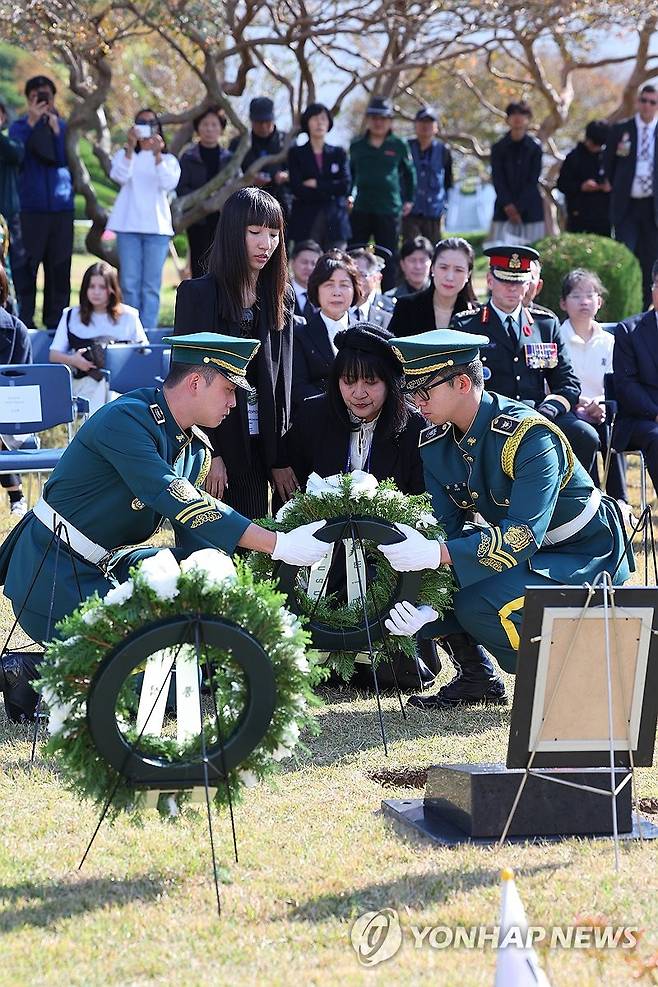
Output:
[349, 133, 416, 216]
[421, 390, 632, 590]
[0, 387, 251, 641]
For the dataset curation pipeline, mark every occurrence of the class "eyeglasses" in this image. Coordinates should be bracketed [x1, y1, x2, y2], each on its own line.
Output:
[410, 370, 463, 402]
[639, 97, 658, 105]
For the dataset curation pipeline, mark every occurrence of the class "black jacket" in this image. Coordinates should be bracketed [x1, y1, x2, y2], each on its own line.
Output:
[287, 393, 426, 494]
[173, 274, 293, 474]
[288, 142, 351, 244]
[611, 310, 658, 451]
[556, 142, 610, 234]
[176, 143, 232, 228]
[228, 127, 292, 217]
[0, 307, 31, 364]
[605, 118, 658, 227]
[454, 304, 581, 412]
[387, 285, 474, 338]
[490, 133, 544, 223]
[292, 311, 336, 411]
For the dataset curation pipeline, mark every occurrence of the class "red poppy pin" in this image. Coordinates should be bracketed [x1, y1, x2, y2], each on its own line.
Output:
[522, 325, 532, 337]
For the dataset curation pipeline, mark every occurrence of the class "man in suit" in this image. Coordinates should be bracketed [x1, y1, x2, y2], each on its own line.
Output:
[348, 246, 395, 329]
[611, 258, 658, 491]
[606, 84, 658, 309]
[289, 239, 322, 320]
[455, 245, 599, 473]
[228, 97, 292, 222]
[385, 236, 432, 300]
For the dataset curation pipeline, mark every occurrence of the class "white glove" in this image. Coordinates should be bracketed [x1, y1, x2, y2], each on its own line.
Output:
[385, 601, 439, 636]
[272, 520, 328, 566]
[377, 522, 443, 572]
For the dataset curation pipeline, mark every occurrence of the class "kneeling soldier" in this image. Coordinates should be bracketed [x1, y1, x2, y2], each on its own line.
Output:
[378, 329, 633, 710]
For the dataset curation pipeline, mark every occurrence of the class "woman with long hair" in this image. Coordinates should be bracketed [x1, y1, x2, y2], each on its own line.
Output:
[50, 260, 147, 414]
[107, 107, 181, 328]
[174, 186, 296, 519]
[287, 321, 439, 689]
[387, 236, 479, 337]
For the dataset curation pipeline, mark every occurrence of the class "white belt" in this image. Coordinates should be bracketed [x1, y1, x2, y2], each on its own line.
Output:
[542, 488, 602, 547]
[32, 497, 111, 566]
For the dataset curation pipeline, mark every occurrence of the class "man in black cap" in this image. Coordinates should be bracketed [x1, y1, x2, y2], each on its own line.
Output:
[349, 96, 416, 291]
[455, 244, 600, 473]
[557, 121, 611, 236]
[404, 106, 453, 244]
[229, 97, 292, 221]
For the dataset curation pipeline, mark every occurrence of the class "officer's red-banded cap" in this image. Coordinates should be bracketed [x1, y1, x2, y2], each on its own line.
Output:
[484, 244, 539, 282]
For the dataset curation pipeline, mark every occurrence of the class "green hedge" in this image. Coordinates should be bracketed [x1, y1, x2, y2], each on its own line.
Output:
[533, 233, 642, 323]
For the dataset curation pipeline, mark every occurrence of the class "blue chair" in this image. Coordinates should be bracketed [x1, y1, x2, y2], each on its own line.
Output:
[27, 329, 55, 364]
[145, 328, 171, 346]
[0, 364, 87, 479]
[103, 343, 170, 393]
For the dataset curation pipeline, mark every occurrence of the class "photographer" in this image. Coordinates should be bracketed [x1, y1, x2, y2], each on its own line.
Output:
[107, 109, 181, 329]
[8, 75, 74, 331]
[50, 261, 147, 415]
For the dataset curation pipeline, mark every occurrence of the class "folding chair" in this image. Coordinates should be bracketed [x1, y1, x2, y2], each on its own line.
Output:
[27, 329, 55, 364]
[603, 371, 648, 512]
[103, 343, 171, 394]
[145, 328, 171, 346]
[0, 364, 88, 485]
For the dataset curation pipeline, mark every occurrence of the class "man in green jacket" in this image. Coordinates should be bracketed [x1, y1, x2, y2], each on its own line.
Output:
[349, 97, 416, 291]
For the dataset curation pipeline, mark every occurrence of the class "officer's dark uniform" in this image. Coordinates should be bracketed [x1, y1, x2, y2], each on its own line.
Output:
[0, 334, 259, 644]
[454, 247, 599, 474]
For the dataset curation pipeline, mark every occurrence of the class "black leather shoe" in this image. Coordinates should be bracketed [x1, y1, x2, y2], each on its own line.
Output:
[407, 679, 508, 710]
[354, 650, 437, 692]
[407, 632, 507, 709]
[0, 652, 40, 722]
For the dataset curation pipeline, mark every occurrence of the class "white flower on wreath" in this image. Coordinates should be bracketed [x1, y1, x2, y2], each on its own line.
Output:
[380, 489, 404, 503]
[292, 649, 309, 673]
[104, 579, 134, 607]
[416, 511, 439, 529]
[180, 549, 237, 586]
[271, 720, 302, 761]
[42, 683, 75, 737]
[59, 635, 81, 647]
[305, 470, 378, 499]
[275, 498, 296, 522]
[239, 769, 259, 788]
[280, 609, 302, 638]
[82, 606, 102, 626]
[348, 470, 379, 498]
[138, 549, 180, 601]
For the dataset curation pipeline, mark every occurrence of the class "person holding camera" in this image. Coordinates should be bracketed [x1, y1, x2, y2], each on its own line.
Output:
[49, 261, 147, 415]
[107, 108, 181, 329]
[8, 75, 74, 331]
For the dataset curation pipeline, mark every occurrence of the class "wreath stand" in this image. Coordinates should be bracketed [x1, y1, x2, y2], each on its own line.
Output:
[79, 613, 277, 917]
[275, 517, 423, 755]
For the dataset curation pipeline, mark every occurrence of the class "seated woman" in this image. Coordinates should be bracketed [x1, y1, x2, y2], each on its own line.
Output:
[291, 249, 360, 412]
[50, 261, 147, 415]
[287, 321, 439, 688]
[387, 236, 478, 337]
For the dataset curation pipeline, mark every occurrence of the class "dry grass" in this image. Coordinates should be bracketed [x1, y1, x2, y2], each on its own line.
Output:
[0, 469, 657, 986]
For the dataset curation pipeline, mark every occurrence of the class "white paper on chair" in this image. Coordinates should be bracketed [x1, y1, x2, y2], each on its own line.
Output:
[0, 386, 42, 424]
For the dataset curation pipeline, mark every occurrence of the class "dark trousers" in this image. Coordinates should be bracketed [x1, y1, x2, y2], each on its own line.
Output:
[402, 214, 443, 244]
[623, 420, 658, 495]
[17, 211, 74, 329]
[349, 211, 400, 291]
[186, 217, 219, 280]
[221, 438, 269, 521]
[557, 411, 600, 473]
[614, 198, 658, 310]
[590, 421, 627, 502]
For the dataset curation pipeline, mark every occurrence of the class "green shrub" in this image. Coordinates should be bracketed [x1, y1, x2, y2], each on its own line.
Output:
[533, 233, 642, 323]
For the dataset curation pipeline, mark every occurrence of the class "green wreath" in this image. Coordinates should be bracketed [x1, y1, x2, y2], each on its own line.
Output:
[249, 473, 454, 680]
[37, 549, 325, 819]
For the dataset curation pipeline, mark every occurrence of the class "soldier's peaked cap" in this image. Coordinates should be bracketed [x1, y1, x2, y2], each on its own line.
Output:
[163, 332, 260, 390]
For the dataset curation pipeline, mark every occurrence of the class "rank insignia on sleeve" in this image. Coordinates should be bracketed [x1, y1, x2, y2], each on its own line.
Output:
[419, 422, 450, 447]
[149, 403, 166, 425]
[491, 415, 522, 436]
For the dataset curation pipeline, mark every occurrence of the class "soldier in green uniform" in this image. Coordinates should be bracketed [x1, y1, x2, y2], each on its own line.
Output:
[0, 332, 328, 718]
[378, 329, 633, 710]
[453, 244, 599, 474]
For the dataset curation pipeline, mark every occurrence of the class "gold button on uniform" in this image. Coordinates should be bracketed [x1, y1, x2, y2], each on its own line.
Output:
[472, 492, 479, 499]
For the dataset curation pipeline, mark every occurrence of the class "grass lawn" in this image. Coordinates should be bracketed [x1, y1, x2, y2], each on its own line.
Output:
[0, 469, 657, 986]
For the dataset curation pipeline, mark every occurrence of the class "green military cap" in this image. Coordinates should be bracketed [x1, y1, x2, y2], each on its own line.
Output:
[391, 328, 489, 391]
[162, 332, 260, 390]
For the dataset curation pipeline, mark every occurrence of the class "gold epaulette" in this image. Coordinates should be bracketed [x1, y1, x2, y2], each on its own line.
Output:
[495, 415, 574, 489]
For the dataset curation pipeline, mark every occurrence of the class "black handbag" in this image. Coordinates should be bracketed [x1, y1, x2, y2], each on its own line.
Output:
[66, 310, 115, 382]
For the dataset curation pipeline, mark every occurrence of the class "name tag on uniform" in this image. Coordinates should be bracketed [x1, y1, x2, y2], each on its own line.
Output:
[524, 342, 558, 369]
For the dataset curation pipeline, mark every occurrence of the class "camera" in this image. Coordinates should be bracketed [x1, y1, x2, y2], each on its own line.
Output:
[134, 122, 154, 139]
[35, 88, 52, 106]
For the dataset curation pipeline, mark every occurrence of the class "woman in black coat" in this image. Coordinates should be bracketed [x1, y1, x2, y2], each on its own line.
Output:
[288, 103, 351, 250]
[287, 322, 438, 688]
[292, 249, 360, 411]
[387, 236, 479, 338]
[174, 187, 297, 519]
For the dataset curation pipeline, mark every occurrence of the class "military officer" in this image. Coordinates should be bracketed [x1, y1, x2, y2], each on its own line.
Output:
[454, 245, 599, 474]
[378, 329, 633, 710]
[0, 333, 329, 718]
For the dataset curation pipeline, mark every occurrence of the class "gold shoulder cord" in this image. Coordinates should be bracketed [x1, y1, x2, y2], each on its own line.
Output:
[500, 417, 574, 489]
